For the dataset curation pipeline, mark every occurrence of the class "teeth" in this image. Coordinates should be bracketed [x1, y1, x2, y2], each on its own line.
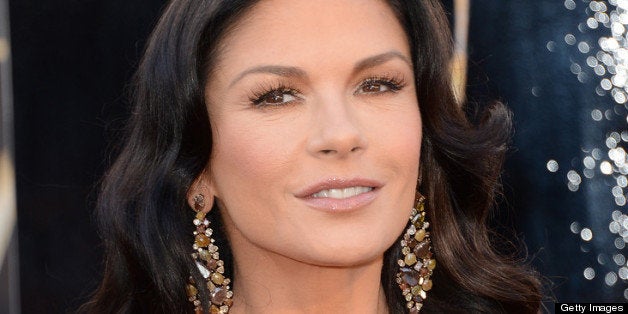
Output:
[311, 186, 373, 199]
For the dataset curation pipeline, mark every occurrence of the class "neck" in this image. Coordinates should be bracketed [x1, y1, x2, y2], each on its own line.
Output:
[227, 238, 389, 314]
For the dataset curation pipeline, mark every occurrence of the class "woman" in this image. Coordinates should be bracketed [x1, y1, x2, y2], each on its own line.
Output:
[81, 0, 543, 313]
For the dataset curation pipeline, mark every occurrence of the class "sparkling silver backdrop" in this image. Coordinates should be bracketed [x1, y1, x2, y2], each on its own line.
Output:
[549, 0, 628, 299]
[468, 0, 627, 304]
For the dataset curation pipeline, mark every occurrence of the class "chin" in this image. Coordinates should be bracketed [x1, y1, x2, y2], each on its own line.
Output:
[295, 236, 395, 267]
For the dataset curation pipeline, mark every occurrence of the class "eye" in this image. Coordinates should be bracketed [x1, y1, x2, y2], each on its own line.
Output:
[250, 87, 301, 107]
[356, 76, 406, 95]
[360, 82, 391, 93]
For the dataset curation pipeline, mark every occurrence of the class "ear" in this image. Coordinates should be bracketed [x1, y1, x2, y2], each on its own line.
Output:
[187, 170, 216, 214]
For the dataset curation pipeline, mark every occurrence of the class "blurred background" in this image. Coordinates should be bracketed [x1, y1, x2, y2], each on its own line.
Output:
[0, 0, 627, 313]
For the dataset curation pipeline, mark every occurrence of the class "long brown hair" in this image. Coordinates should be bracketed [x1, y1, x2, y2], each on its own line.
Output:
[81, 0, 542, 312]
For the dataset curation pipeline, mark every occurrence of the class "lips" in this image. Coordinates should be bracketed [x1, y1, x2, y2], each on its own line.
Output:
[295, 178, 382, 212]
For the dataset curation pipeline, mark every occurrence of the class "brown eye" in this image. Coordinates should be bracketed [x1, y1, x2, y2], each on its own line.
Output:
[361, 82, 389, 93]
[356, 77, 404, 96]
[252, 89, 299, 106]
[264, 90, 287, 104]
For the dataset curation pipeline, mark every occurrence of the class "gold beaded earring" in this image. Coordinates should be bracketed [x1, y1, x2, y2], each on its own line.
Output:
[396, 192, 436, 313]
[186, 194, 233, 314]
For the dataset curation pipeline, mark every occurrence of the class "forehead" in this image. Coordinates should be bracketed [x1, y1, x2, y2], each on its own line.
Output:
[212, 0, 410, 77]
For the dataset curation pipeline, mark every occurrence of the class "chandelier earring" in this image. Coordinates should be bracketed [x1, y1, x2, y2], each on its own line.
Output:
[186, 194, 233, 314]
[396, 192, 436, 313]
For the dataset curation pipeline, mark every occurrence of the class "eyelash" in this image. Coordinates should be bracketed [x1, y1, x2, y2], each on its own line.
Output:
[357, 75, 407, 95]
[248, 74, 407, 107]
[249, 83, 301, 107]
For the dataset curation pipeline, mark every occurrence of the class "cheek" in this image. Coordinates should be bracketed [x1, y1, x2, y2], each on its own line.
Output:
[208, 119, 294, 247]
[371, 104, 422, 173]
[388, 121, 421, 165]
[210, 121, 294, 200]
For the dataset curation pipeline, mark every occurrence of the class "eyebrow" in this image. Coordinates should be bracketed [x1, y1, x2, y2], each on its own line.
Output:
[228, 50, 411, 88]
[352, 50, 412, 75]
[229, 65, 307, 88]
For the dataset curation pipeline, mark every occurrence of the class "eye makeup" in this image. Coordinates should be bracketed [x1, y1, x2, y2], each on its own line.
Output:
[246, 71, 409, 108]
[248, 81, 303, 108]
[355, 73, 408, 95]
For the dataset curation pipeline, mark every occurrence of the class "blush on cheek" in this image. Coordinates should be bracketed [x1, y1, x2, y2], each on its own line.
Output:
[374, 115, 422, 170]
[210, 123, 294, 199]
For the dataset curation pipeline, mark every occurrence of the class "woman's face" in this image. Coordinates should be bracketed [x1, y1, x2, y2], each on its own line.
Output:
[202, 0, 421, 266]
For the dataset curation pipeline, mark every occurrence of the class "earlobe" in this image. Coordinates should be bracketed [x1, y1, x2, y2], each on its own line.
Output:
[188, 192, 215, 214]
[187, 172, 216, 213]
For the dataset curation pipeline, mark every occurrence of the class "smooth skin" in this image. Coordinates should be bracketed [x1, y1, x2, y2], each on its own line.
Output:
[190, 0, 422, 313]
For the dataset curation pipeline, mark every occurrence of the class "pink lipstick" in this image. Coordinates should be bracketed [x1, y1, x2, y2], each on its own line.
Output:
[295, 178, 381, 212]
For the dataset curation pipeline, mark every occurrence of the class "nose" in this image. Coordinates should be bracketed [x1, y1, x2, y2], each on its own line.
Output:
[306, 96, 367, 158]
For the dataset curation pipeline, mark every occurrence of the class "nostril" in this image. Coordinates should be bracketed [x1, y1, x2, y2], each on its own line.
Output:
[321, 149, 335, 154]
[350, 147, 360, 152]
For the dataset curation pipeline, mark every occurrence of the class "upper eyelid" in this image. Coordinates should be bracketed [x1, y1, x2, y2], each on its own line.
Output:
[249, 80, 302, 98]
[356, 75, 406, 88]
[361, 76, 402, 84]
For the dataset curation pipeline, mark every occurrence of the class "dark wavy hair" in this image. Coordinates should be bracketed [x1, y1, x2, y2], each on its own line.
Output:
[80, 0, 543, 313]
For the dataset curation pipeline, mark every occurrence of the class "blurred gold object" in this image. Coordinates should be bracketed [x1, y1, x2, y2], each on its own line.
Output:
[451, 51, 467, 104]
[0, 38, 8, 63]
[452, 0, 470, 104]
[0, 149, 16, 268]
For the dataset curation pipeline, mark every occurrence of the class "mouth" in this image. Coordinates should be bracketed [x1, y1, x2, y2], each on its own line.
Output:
[311, 186, 374, 199]
[295, 178, 381, 212]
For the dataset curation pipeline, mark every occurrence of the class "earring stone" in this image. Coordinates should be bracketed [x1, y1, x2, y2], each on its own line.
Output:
[187, 194, 233, 314]
[396, 192, 435, 313]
